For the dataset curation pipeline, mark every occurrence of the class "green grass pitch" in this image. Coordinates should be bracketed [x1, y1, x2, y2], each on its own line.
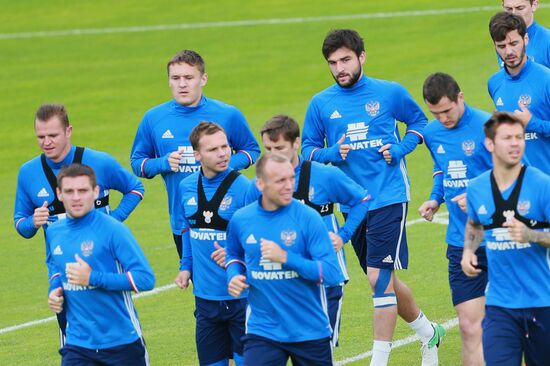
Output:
[1, 1, 548, 364]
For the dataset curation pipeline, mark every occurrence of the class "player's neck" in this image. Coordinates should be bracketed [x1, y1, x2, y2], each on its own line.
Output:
[493, 163, 523, 192]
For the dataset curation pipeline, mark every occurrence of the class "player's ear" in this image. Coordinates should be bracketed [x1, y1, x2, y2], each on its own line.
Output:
[56, 188, 63, 202]
[194, 150, 201, 162]
[93, 185, 100, 200]
[201, 73, 208, 87]
[65, 125, 73, 138]
[359, 51, 366, 66]
[256, 177, 264, 193]
[484, 137, 494, 152]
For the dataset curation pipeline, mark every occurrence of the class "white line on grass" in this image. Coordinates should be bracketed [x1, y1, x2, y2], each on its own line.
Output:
[0, 213, 449, 335]
[2, 5, 549, 40]
[334, 317, 459, 365]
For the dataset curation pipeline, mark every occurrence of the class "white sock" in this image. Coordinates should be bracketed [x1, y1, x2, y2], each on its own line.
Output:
[408, 310, 434, 343]
[370, 340, 391, 366]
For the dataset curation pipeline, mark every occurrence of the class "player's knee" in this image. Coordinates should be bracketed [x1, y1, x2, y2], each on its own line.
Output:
[370, 268, 396, 308]
[457, 312, 482, 339]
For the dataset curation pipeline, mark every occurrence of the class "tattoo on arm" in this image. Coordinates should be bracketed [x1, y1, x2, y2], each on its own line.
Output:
[464, 219, 484, 251]
[526, 229, 550, 248]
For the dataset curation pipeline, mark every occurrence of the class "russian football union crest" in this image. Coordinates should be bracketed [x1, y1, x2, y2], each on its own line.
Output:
[461, 140, 475, 156]
[80, 240, 94, 257]
[518, 94, 532, 107]
[220, 195, 233, 211]
[503, 210, 515, 224]
[281, 230, 297, 246]
[365, 100, 380, 117]
[203, 211, 213, 224]
[517, 200, 531, 216]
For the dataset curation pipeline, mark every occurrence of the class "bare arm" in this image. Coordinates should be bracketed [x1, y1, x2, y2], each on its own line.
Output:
[461, 219, 485, 277]
[504, 218, 550, 248]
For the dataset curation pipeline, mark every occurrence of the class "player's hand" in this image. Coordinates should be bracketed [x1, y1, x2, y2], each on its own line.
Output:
[503, 218, 530, 243]
[451, 193, 467, 213]
[328, 232, 344, 252]
[211, 241, 226, 267]
[419, 200, 440, 222]
[33, 201, 50, 228]
[228, 275, 249, 298]
[168, 148, 184, 172]
[260, 239, 287, 263]
[378, 144, 393, 164]
[48, 287, 64, 314]
[66, 254, 92, 286]
[461, 249, 481, 277]
[175, 270, 191, 289]
[514, 100, 532, 127]
[337, 133, 351, 160]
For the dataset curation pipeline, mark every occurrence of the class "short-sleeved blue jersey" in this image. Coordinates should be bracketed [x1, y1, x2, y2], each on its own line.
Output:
[466, 166, 550, 308]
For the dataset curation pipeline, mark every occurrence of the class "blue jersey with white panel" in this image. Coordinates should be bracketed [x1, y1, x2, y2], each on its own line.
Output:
[245, 156, 369, 281]
[46, 209, 155, 349]
[302, 75, 427, 211]
[497, 21, 550, 69]
[226, 199, 345, 342]
[424, 104, 492, 247]
[177, 168, 249, 300]
[466, 166, 550, 309]
[130, 96, 260, 234]
[14, 145, 144, 239]
[488, 58, 550, 174]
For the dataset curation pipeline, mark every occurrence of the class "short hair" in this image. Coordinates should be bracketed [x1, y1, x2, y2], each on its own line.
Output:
[502, 0, 536, 6]
[35, 104, 70, 128]
[57, 163, 97, 189]
[489, 12, 527, 42]
[422, 72, 462, 104]
[322, 29, 365, 59]
[260, 115, 300, 143]
[189, 121, 226, 150]
[484, 111, 525, 140]
[167, 50, 205, 75]
[255, 153, 291, 180]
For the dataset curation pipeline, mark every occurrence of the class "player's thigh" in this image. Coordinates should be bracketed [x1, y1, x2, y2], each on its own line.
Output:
[483, 306, 523, 366]
[195, 298, 231, 364]
[243, 335, 287, 366]
[447, 245, 488, 307]
[101, 339, 148, 366]
[60, 344, 99, 366]
[366, 203, 408, 270]
[225, 298, 247, 355]
[524, 306, 550, 366]
[344, 212, 368, 274]
[288, 337, 333, 366]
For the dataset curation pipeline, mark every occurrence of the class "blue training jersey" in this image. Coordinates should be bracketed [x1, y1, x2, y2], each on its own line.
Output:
[46, 209, 155, 349]
[226, 199, 345, 342]
[302, 75, 427, 211]
[177, 168, 250, 300]
[497, 21, 550, 69]
[423, 104, 492, 247]
[130, 96, 260, 234]
[466, 166, 550, 309]
[245, 156, 369, 281]
[488, 58, 550, 174]
[14, 145, 144, 239]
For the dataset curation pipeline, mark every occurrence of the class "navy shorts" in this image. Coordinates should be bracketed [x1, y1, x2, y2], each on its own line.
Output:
[348, 203, 408, 272]
[173, 234, 182, 259]
[446, 245, 487, 306]
[483, 305, 550, 366]
[59, 338, 148, 366]
[326, 285, 343, 347]
[243, 334, 332, 366]
[195, 297, 246, 365]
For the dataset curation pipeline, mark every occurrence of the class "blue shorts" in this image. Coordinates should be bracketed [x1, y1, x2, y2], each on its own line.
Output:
[59, 338, 148, 366]
[195, 297, 246, 365]
[243, 334, 332, 366]
[483, 305, 550, 366]
[326, 285, 344, 347]
[349, 203, 408, 271]
[446, 245, 487, 306]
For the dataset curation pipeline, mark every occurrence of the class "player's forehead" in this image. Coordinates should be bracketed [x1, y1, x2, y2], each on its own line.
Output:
[503, 0, 532, 8]
[496, 29, 523, 43]
[495, 122, 524, 137]
[59, 175, 94, 190]
[168, 62, 202, 76]
[35, 116, 65, 133]
[327, 47, 357, 61]
[198, 130, 228, 149]
[262, 134, 290, 147]
[426, 96, 456, 112]
[264, 160, 293, 180]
